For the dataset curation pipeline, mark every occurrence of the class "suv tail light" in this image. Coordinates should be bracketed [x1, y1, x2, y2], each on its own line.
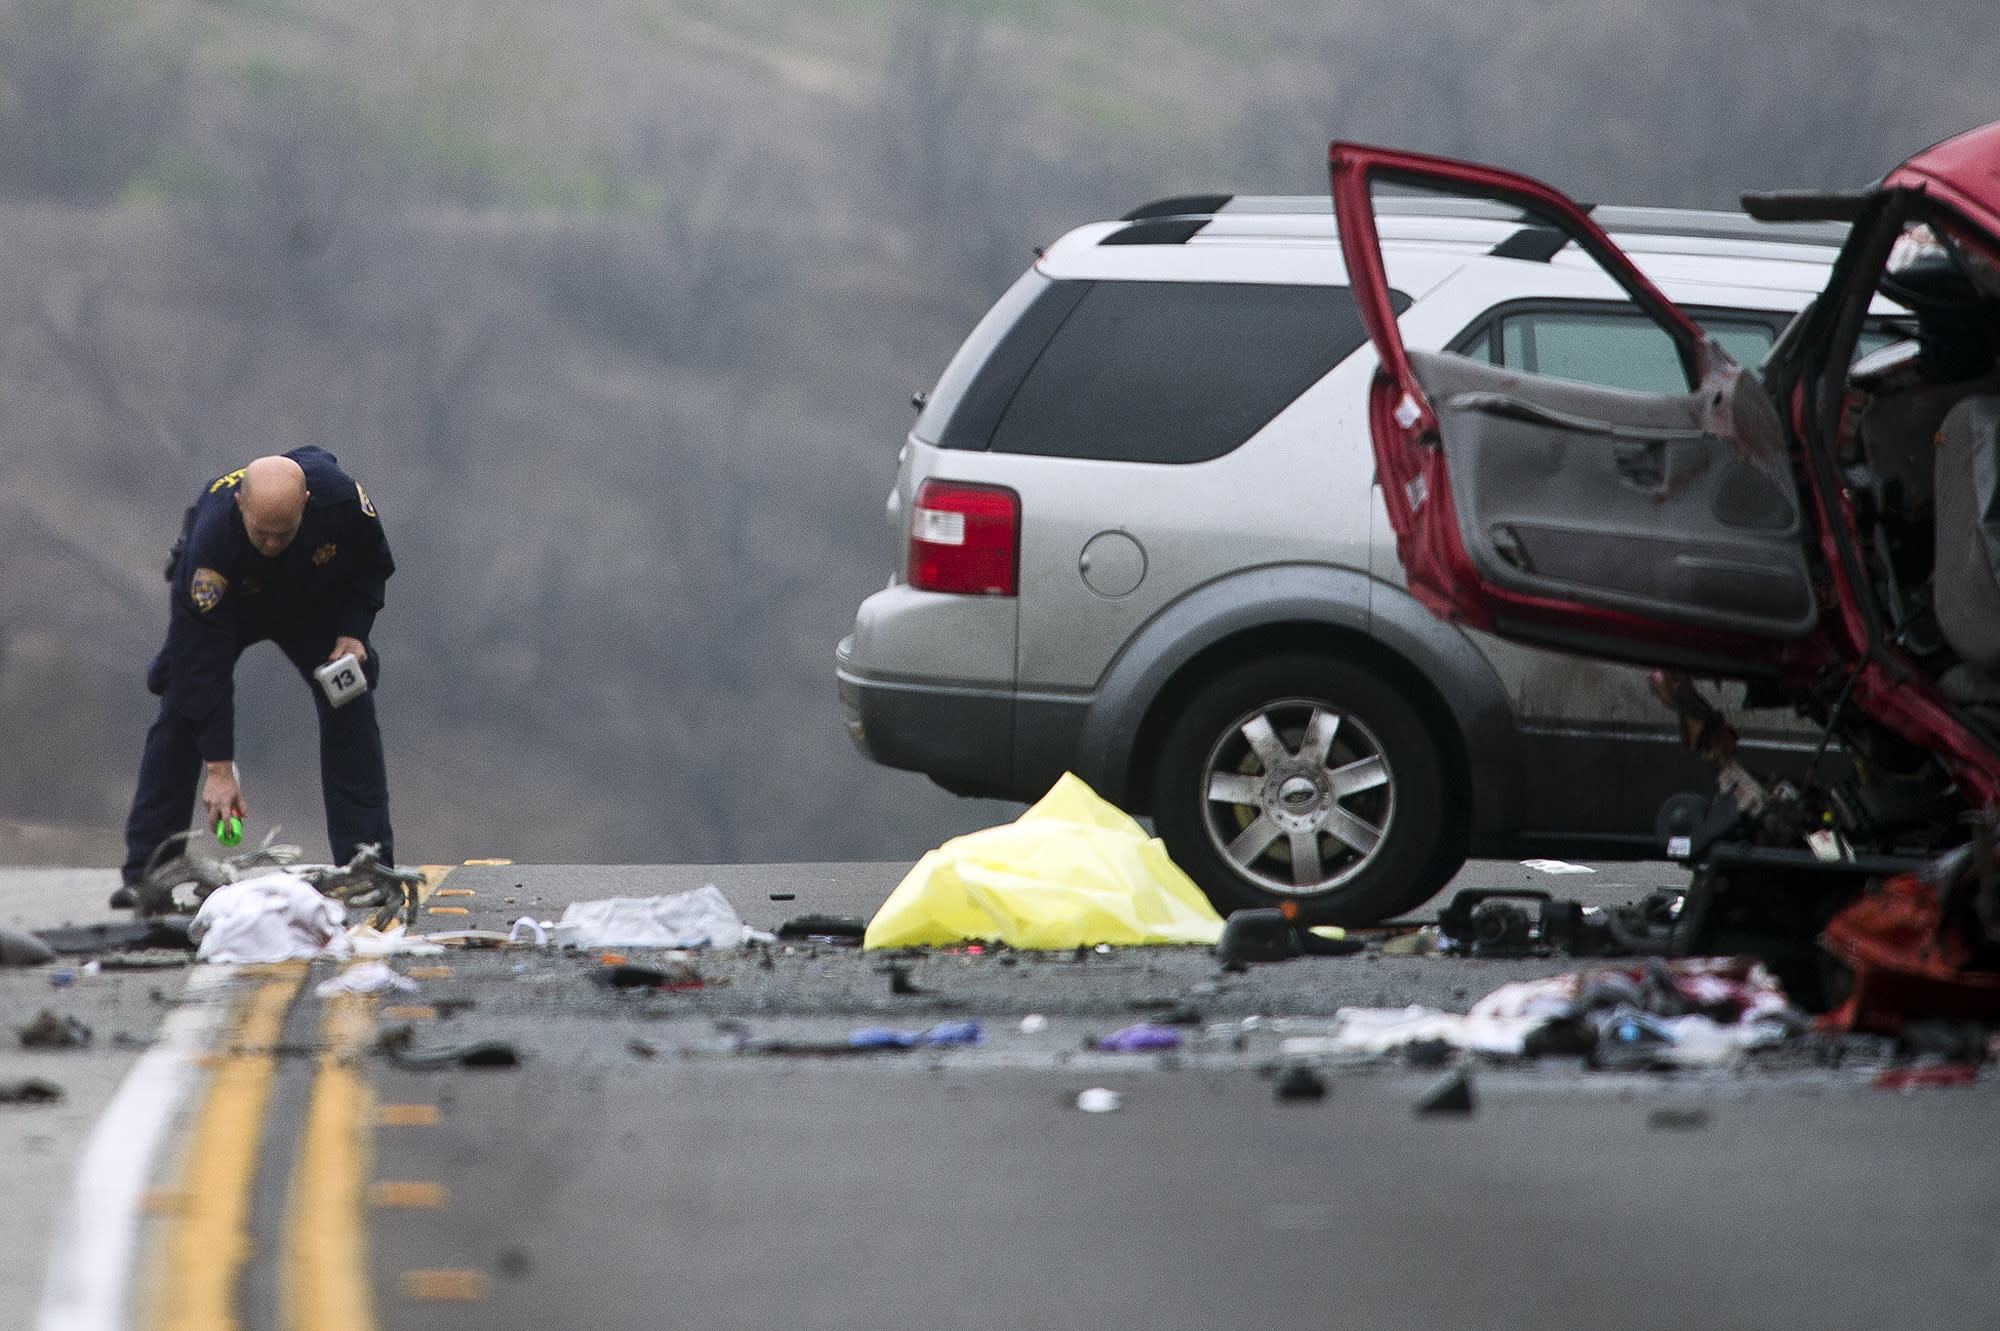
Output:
[909, 479, 1020, 596]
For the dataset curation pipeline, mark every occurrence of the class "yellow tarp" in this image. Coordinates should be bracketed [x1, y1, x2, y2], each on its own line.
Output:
[864, 773, 1226, 950]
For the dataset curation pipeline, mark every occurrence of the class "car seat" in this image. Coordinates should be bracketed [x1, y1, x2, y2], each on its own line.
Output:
[1931, 395, 2000, 691]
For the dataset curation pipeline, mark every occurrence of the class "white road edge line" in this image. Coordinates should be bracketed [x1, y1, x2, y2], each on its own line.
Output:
[35, 965, 233, 1331]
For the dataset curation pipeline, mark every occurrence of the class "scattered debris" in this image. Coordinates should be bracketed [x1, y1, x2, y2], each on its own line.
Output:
[846, 1021, 984, 1050]
[0, 1078, 64, 1105]
[316, 961, 419, 998]
[1403, 1038, 1454, 1068]
[776, 914, 866, 944]
[880, 963, 924, 996]
[1090, 1023, 1181, 1053]
[595, 962, 704, 992]
[506, 918, 550, 947]
[189, 872, 354, 964]
[1588, 1008, 1677, 1071]
[1647, 1107, 1710, 1131]
[1897, 1021, 1990, 1064]
[31, 918, 194, 956]
[1821, 869, 2000, 1033]
[1127, 999, 1206, 1026]
[1874, 1064, 1980, 1091]
[1, 926, 57, 967]
[96, 950, 193, 970]
[1216, 910, 1301, 969]
[552, 886, 774, 949]
[1215, 911, 1361, 969]
[348, 924, 448, 958]
[1298, 927, 1364, 957]
[131, 831, 421, 928]
[379, 1025, 520, 1069]
[863, 773, 1225, 950]
[19, 1009, 92, 1049]
[1310, 958, 1802, 1065]
[422, 930, 519, 949]
[1414, 1067, 1475, 1117]
[1379, 927, 1440, 957]
[1075, 1087, 1122, 1113]
[1274, 1065, 1327, 1101]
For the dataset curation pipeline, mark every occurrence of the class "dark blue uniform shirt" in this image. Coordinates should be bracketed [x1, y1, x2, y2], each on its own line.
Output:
[159, 447, 394, 763]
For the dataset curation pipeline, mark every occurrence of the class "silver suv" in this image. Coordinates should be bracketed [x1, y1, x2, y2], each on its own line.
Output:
[837, 194, 1859, 924]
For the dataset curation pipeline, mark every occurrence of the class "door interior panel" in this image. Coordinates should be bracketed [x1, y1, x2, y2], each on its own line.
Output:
[1408, 349, 1817, 638]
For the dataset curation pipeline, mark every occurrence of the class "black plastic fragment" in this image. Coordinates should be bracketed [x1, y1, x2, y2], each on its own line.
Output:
[880, 963, 924, 996]
[1647, 1106, 1711, 1132]
[378, 1023, 520, 1069]
[1414, 1067, 1475, 1117]
[777, 914, 866, 942]
[32, 918, 194, 956]
[1274, 1065, 1328, 1102]
[0, 1077, 64, 1104]
[1403, 1037, 1454, 1068]
[18, 1009, 92, 1049]
[1216, 910, 1302, 969]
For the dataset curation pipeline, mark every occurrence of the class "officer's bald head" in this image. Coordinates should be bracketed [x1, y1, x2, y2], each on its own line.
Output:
[236, 456, 309, 557]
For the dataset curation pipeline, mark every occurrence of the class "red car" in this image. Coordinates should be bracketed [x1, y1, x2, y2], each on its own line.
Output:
[1331, 125, 2000, 1026]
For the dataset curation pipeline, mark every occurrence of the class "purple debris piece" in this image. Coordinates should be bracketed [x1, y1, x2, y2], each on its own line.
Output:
[1093, 1023, 1182, 1053]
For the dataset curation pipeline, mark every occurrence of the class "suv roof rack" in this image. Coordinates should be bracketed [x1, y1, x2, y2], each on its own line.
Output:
[1104, 193, 1852, 249]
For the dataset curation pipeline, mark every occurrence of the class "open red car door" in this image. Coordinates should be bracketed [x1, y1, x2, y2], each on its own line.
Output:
[1331, 143, 1826, 678]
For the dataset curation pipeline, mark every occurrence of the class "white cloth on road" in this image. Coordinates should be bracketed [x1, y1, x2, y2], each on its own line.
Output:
[314, 959, 418, 997]
[552, 885, 772, 949]
[188, 871, 352, 964]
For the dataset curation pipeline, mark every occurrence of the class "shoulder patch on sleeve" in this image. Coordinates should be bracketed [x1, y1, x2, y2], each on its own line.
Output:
[208, 468, 246, 494]
[189, 567, 228, 613]
[355, 482, 376, 518]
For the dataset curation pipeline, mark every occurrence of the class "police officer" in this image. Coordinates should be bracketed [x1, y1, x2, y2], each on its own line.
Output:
[117, 449, 397, 900]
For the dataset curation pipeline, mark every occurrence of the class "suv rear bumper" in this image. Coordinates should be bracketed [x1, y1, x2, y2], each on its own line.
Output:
[837, 642, 1017, 799]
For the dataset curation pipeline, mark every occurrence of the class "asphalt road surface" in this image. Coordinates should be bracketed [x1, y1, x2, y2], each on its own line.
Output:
[7, 859, 1996, 1331]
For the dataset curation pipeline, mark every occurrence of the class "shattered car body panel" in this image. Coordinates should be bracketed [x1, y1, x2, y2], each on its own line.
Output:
[1333, 124, 2000, 1024]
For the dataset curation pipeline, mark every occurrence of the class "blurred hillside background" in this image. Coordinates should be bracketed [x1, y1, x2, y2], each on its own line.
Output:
[1, 0, 1996, 865]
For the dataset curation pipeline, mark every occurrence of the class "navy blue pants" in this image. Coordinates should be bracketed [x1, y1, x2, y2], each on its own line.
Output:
[121, 629, 393, 884]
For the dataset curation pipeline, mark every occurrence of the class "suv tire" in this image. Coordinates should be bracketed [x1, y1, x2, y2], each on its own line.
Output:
[1151, 653, 1460, 926]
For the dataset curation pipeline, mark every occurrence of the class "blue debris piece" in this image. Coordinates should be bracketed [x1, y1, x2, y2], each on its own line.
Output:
[847, 1021, 986, 1050]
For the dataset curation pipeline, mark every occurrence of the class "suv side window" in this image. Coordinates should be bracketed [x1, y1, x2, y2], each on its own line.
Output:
[988, 280, 1385, 464]
[1454, 302, 1780, 394]
[926, 279, 1391, 463]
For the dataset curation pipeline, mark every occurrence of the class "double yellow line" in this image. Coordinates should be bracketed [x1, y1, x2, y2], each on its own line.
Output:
[148, 868, 451, 1331]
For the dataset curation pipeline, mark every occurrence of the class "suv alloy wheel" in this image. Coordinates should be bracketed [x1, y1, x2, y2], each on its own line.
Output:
[1150, 654, 1458, 925]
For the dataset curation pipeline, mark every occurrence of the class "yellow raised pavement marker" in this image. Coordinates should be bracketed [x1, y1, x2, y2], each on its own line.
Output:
[375, 1102, 441, 1127]
[399, 1269, 492, 1301]
[369, 1180, 448, 1208]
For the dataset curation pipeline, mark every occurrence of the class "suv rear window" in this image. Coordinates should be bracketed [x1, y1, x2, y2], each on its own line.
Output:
[923, 278, 1389, 464]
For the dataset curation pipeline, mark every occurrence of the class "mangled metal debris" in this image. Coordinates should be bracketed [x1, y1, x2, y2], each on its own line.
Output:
[130, 829, 424, 929]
